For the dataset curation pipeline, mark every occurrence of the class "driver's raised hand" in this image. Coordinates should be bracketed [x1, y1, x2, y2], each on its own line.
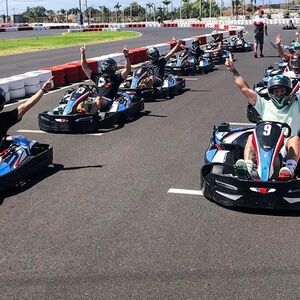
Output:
[123, 45, 129, 57]
[225, 53, 234, 71]
[80, 45, 86, 56]
[41, 76, 54, 93]
[275, 34, 281, 46]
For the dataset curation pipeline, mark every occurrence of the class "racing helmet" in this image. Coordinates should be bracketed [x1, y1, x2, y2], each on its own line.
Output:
[191, 38, 200, 51]
[147, 47, 160, 63]
[267, 75, 293, 109]
[100, 58, 118, 76]
[290, 53, 300, 73]
[237, 29, 243, 38]
[211, 30, 219, 41]
[0, 87, 6, 111]
[293, 41, 300, 53]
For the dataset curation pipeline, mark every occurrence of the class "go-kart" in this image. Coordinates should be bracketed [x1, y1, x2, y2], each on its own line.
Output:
[119, 65, 186, 101]
[223, 36, 253, 52]
[0, 135, 53, 192]
[201, 121, 300, 210]
[165, 48, 214, 75]
[283, 22, 297, 30]
[203, 43, 232, 64]
[38, 84, 144, 133]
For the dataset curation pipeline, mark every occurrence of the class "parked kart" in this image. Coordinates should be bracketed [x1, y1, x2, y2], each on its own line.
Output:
[165, 49, 214, 75]
[38, 84, 144, 133]
[223, 36, 253, 52]
[0, 135, 53, 192]
[203, 43, 232, 64]
[119, 65, 186, 101]
[201, 121, 300, 210]
[282, 23, 297, 30]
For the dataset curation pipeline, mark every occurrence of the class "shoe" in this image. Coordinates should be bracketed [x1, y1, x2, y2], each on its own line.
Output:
[234, 159, 248, 176]
[254, 53, 257, 58]
[260, 54, 264, 57]
[278, 167, 294, 181]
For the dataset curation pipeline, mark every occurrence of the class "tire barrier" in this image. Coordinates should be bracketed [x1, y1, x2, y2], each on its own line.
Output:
[1, 26, 242, 102]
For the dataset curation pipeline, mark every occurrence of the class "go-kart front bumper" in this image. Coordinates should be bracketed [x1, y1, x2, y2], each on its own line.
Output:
[201, 163, 300, 211]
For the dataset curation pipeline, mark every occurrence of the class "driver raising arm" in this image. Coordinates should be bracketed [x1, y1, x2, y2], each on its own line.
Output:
[80, 45, 131, 113]
[141, 39, 185, 88]
[225, 54, 300, 180]
[0, 77, 53, 142]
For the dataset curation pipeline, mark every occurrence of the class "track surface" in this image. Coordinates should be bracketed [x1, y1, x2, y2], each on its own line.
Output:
[1, 26, 300, 299]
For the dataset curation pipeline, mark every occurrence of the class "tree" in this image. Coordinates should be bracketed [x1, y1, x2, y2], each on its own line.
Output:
[22, 6, 47, 22]
[124, 2, 146, 22]
[162, 0, 171, 12]
[99, 6, 110, 22]
[114, 2, 121, 22]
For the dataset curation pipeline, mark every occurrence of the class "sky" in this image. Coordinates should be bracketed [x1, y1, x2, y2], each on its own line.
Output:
[0, 0, 276, 15]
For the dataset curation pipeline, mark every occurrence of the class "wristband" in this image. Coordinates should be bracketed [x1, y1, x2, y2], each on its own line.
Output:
[41, 88, 47, 93]
[231, 69, 239, 77]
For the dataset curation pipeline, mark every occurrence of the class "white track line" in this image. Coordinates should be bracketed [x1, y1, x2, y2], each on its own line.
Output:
[17, 129, 103, 136]
[168, 188, 203, 196]
[184, 78, 198, 81]
[17, 129, 46, 134]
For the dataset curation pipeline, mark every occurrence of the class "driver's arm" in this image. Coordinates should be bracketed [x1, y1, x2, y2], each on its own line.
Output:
[165, 40, 184, 61]
[225, 58, 257, 105]
[121, 50, 131, 79]
[275, 35, 290, 61]
[80, 45, 92, 79]
[17, 77, 53, 120]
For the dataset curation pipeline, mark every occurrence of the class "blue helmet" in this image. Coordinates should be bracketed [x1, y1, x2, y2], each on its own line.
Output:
[267, 75, 293, 108]
[100, 58, 118, 76]
[147, 47, 160, 62]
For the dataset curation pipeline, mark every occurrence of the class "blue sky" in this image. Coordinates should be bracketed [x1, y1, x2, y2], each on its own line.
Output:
[0, 0, 275, 15]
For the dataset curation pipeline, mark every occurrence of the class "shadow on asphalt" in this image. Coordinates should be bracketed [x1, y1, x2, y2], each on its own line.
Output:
[0, 163, 103, 205]
[188, 89, 212, 92]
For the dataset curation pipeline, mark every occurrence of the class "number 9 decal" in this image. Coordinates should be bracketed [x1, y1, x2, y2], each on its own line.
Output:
[263, 124, 271, 136]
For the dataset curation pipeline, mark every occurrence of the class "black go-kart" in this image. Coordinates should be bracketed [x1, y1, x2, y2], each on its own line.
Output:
[222, 36, 253, 52]
[283, 22, 297, 30]
[203, 42, 232, 64]
[0, 135, 53, 192]
[119, 65, 186, 101]
[38, 84, 144, 133]
[201, 121, 300, 211]
[165, 48, 214, 75]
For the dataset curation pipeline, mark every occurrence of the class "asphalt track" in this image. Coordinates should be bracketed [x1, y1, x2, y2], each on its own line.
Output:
[1, 25, 300, 299]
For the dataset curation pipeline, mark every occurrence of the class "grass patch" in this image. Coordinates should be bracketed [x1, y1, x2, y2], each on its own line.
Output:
[0, 31, 140, 56]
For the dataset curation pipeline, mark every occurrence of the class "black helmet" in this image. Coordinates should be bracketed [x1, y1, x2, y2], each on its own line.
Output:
[267, 75, 293, 108]
[0, 87, 6, 111]
[147, 47, 160, 62]
[211, 30, 219, 40]
[100, 58, 117, 76]
[191, 38, 200, 51]
[291, 53, 300, 73]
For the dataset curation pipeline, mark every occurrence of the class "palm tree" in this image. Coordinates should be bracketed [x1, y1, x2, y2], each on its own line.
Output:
[162, 0, 171, 13]
[114, 2, 121, 22]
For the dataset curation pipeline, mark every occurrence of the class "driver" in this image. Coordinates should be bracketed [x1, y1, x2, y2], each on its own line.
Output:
[276, 33, 300, 63]
[80, 45, 131, 113]
[206, 30, 222, 54]
[284, 53, 300, 81]
[225, 54, 300, 180]
[236, 29, 245, 42]
[140, 39, 184, 88]
[189, 38, 205, 61]
[0, 77, 53, 144]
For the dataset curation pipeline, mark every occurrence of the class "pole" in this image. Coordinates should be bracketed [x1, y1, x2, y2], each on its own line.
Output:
[6, 0, 8, 21]
[180, 0, 182, 19]
[210, 0, 212, 18]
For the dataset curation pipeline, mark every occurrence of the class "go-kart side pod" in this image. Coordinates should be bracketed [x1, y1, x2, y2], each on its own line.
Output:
[0, 143, 53, 192]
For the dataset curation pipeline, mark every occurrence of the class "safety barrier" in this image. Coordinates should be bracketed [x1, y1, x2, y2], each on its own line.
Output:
[0, 26, 240, 101]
